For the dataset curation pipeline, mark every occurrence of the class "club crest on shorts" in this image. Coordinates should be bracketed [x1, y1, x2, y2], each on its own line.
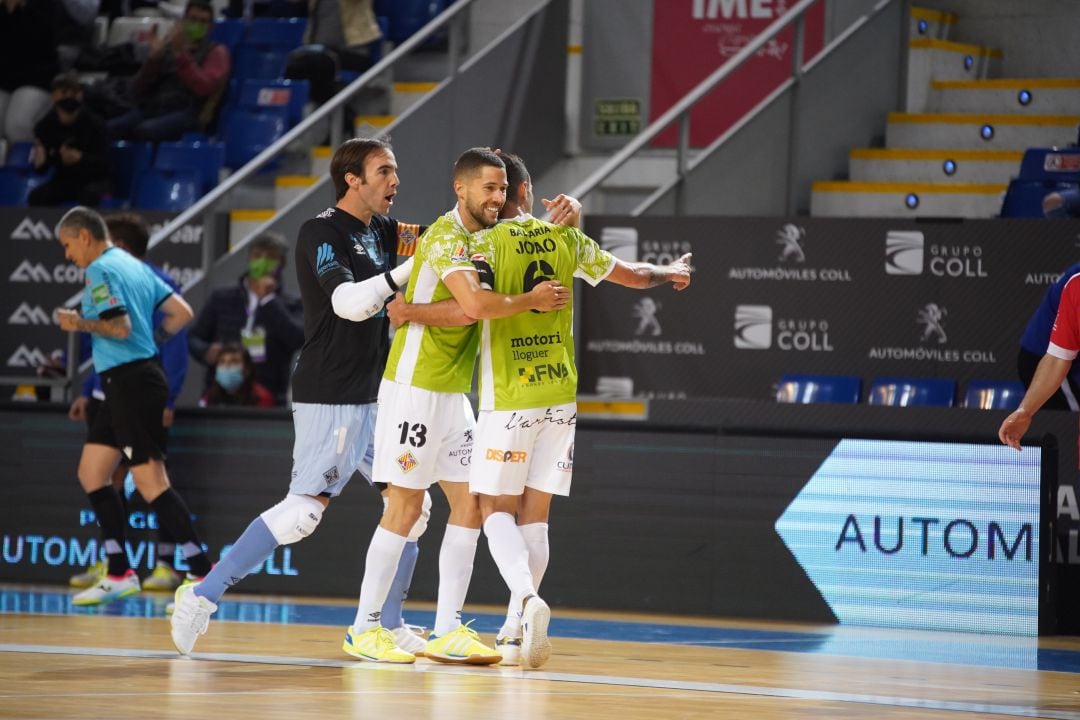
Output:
[396, 451, 418, 473]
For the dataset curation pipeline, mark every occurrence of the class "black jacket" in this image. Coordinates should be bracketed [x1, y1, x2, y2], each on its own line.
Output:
[187, 276, 304, 404]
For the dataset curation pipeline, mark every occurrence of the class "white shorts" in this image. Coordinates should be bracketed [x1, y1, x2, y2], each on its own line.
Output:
[290, 402, 376, 497]
[469, 402, 576, 497]
[372, 380, 474, 490]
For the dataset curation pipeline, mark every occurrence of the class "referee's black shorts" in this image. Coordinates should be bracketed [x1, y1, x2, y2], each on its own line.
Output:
[87, 358, 168, 465]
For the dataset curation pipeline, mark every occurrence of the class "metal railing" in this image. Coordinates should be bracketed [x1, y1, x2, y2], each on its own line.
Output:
[52, 0, 480, 398]
[568, 0, 820, 214]
[146, 0, 478, 258]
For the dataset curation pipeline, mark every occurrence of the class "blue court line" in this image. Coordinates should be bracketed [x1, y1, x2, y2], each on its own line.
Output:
[2, 586, 1079, 674]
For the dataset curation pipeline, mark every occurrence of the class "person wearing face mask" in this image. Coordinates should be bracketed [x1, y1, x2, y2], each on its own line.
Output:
[188, 232, 305, 406]
[200, 343, 275, 407]
[107, 0, 230, 142]
[28, 72, 110, 206]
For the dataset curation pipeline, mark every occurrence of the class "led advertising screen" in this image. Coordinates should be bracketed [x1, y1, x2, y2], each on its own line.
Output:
[775, 439, 1041, 635]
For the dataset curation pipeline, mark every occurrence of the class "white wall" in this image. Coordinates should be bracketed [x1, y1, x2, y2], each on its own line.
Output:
[926, 0, 1080, 77]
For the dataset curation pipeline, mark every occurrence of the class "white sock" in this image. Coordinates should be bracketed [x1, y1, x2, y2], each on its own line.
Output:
[484, 512, 536, 622]
[352, 526, 407, 631]
[503, 522, 549, 637]
[433, 524, 480, 637]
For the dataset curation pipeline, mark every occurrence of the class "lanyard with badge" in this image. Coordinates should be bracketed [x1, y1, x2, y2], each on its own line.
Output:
[242, 256, 277, 363]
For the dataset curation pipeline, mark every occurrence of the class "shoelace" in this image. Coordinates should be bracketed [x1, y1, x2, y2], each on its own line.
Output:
[458, 620, 481, 640]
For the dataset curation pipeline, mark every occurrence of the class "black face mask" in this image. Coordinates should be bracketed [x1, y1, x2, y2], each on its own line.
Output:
[56, 98, 81, 113]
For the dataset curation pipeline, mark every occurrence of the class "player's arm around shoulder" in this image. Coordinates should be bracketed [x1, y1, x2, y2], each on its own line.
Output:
[606, 252, 693, 291]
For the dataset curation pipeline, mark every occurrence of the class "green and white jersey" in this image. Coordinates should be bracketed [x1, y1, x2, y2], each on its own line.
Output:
[384, 208, 479, 393]
[472, 214, 615, 411]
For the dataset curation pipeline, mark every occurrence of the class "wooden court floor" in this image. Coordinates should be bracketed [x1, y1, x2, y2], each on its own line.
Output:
[1, 584, 1079, 719]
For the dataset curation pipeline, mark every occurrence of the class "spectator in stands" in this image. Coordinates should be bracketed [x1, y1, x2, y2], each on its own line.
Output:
[0, 0, 59, 145]
[304, 0, 381, 75]
[1043, 187, 1080, 218]
[199, 343, 276, 407]
[188, 232, 304, 406]
[107, 0, 230, 142]
[28, 73, 111, 207]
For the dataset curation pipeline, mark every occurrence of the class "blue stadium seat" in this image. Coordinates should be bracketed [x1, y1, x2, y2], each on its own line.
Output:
[375, 0, 449, 44]
[155, 141, 226, 195]
[238, 78, 309, 126]
[0, 167, 46, 205]
[963, 380, 1026, 410]
[1017, 147, 1080, 183]
[108, 141, 153, 206]
[233, 45, 289, 81]
[5, 141, 34, 168]
[223, 110, 287, 169]
[246, 17, 306, 48]
[868, 377, 956, 407]
[1000, 179, 1075, 218]
[211, 17, 246, 53]
[132, 168, 200, 210]
[775, 374, 860, 404]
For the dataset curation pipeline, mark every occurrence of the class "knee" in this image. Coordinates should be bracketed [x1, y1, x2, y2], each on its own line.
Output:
[260, 494, 325, 544]
[383, 492, 423, 534]
[405, 491, 432, 541]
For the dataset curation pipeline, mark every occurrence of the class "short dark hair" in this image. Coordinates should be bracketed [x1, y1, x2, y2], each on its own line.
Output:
[500, 152, 529, 204]
[453, 147, 504, 182]
[330, 137, 393, 200]
[249, 231, 289, 265]
[185, 0, 214, 17]
[51, 72, 82, 94]
[105, 213, 151, 258]
[57, 206, 108, 242]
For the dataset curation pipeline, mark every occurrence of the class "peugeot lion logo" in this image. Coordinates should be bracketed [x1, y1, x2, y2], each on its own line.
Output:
[734, 305, 772, 349]
[776, 224, 806, 263]
[917, 303, 947, 344]
[632, 297, 662, 336]
[886, 231, 925, 275]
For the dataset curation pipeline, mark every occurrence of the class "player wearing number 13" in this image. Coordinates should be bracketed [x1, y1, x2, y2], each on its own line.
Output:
[345, 148, 569, 665]
[469, 153, 693, 669]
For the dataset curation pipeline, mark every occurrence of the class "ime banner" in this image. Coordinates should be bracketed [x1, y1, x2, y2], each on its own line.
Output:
[650, 0, 825, 146]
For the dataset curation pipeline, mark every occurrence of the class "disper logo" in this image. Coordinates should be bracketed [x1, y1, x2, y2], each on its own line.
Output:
[11, 217, 53, 241]
[885, 231, 924, 275]
[734, 305, 772, 349]
[7, 344, 51, 368]
[776, 224, 806, 262]
[633, 297, 662, 336]
[917, 303, 948, 344]
[9, 260, 84, 284]
[8, 303, 52, 325]
[485, 448, 527, 463]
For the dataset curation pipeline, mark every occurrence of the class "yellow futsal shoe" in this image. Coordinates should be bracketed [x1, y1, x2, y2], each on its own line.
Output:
[424, 621, 502, 665]
[342, 626, 416, 664]
[69, 560, 106, 589]
[142, 562, 183, 592]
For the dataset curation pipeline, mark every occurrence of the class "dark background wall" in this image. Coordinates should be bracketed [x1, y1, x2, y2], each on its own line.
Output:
[2, 401, 1075, 633]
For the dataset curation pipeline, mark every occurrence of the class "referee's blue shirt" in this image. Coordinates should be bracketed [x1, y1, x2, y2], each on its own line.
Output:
[82, 246, 173, 372]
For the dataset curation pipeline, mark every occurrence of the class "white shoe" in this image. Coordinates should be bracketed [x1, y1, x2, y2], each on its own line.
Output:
[520, 595, 551, 669]
[72, 570, 140, 606]
[169, 583, 217, 655]
[496, 635, 522, 666]
[391, 625, 427, 657]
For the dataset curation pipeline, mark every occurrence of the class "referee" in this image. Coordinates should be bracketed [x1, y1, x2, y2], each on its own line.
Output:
[55, 206, 212, 606]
